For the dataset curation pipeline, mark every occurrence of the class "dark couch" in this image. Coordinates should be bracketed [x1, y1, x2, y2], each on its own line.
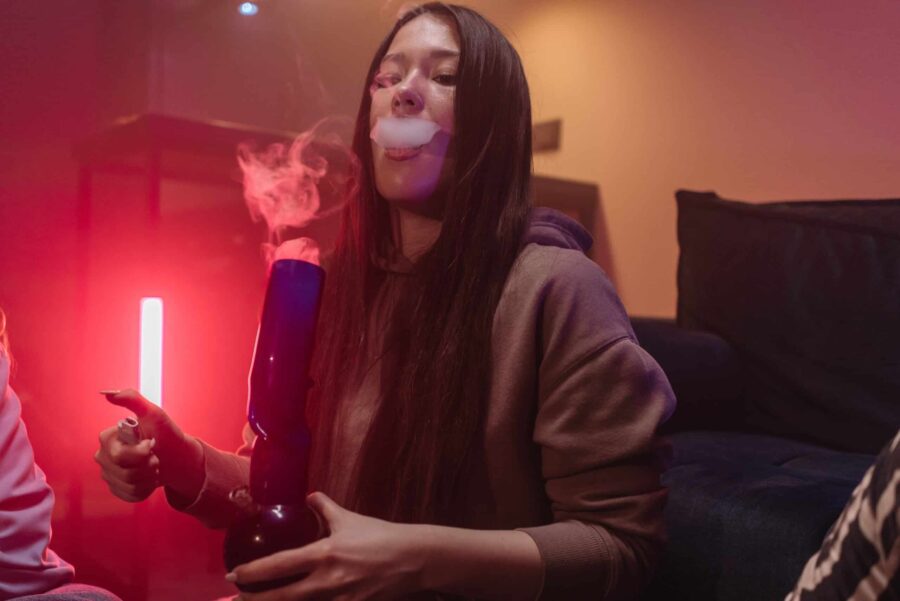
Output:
[635, 190, 900, 601]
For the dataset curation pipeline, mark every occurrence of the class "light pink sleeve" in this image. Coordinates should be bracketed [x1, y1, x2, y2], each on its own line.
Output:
[0, 352, 74, 599]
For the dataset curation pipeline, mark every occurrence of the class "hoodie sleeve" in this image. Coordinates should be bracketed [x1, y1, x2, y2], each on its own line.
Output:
[518, 249, 676, 600]
[0, 352, 75, 600]
[164, 424, 253, 529]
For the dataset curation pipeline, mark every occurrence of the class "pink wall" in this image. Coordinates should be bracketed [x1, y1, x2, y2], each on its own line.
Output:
[480, 0, 900, 316]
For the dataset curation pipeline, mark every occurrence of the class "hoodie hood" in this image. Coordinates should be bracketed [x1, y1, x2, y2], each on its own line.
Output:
[524, 207, 593, 254]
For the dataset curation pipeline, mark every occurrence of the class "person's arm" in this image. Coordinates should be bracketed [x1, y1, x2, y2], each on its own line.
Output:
[414, 526, 542, 599]
[164, 424, 254, 529]
[520, 339, 673, 600]
[517, 249, 676, 600]
[417, 253, 675, 600]
[0, 353, 75, 598]
[96, 389, 252, 530]
[230, 493, 545, 601]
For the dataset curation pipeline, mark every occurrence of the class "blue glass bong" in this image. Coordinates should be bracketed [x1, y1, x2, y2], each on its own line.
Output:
[223, 259, 325, 592]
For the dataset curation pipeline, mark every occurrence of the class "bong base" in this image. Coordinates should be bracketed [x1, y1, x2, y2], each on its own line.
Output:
[223, 502, 320, 592]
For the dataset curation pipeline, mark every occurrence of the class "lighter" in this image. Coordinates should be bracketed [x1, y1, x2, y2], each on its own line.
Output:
[116, 416, 142, 445]
[100, 389, 143, 445]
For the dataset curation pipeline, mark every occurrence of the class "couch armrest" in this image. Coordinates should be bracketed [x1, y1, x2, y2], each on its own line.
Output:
[630, 317, 747, 433]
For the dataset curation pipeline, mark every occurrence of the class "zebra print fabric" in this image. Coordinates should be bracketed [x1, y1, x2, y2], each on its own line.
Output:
[785, 430, 900, 601]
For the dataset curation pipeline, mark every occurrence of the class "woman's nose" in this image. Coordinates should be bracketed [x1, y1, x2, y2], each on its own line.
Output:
[392, 86, 424, 115]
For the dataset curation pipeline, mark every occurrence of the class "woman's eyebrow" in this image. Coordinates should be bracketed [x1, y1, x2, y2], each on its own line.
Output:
[381, 48, 460, 65]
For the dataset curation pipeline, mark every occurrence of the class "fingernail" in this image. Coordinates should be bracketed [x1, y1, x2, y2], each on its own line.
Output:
[99, 389, 121, 396]
[149, 438, 156, 449]
[225, 572, 236, 582]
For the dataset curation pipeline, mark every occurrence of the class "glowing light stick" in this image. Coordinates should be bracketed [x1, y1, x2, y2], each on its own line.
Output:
[139, 297, 163, 408]
[370, 117, 442, 149]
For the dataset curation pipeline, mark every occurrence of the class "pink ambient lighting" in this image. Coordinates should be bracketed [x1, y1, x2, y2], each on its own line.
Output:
[139, 297, 163, 407]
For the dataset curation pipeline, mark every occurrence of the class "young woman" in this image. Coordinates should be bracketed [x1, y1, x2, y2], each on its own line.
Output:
[1, 309, 121, 601]
[95, 4, 676, 599]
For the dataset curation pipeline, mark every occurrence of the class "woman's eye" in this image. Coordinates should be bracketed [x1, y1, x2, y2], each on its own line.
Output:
[434, 74, 457, 86]
[372, 74, 398, 89]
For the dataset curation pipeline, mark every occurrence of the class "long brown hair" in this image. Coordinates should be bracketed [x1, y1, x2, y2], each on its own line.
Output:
[310, 3, 533, 526]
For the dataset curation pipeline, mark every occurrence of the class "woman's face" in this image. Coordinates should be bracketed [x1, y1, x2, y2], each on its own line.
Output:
[369, 13, 459, 211]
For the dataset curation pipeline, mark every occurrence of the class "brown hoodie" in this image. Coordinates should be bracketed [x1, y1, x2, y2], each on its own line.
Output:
[168, 208, 676, 600]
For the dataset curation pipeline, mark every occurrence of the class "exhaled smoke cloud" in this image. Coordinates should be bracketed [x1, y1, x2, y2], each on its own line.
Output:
[238, 118, 359, 266]
[370, 117, 442, 149]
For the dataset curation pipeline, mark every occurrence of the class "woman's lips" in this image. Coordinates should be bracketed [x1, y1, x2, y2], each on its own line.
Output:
[384, 145, 424, 161]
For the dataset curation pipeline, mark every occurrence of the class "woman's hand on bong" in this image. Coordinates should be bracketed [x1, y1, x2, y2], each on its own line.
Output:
[94, 388, 205, 503]
[229, 492, 428, 601]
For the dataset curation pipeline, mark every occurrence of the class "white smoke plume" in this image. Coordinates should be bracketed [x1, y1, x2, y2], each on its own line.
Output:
[238, 118, 358, 266]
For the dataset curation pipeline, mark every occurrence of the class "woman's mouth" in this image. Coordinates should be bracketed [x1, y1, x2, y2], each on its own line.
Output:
[384, 145, 424, 161]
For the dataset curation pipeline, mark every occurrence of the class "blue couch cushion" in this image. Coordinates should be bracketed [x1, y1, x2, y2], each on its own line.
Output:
[646, 431, 874, 601]
[675, 190, 900, 454]
[631, 317, 746, 432]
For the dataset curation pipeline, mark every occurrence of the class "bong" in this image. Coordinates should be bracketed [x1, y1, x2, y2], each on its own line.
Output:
[223, 258, 324, 592]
